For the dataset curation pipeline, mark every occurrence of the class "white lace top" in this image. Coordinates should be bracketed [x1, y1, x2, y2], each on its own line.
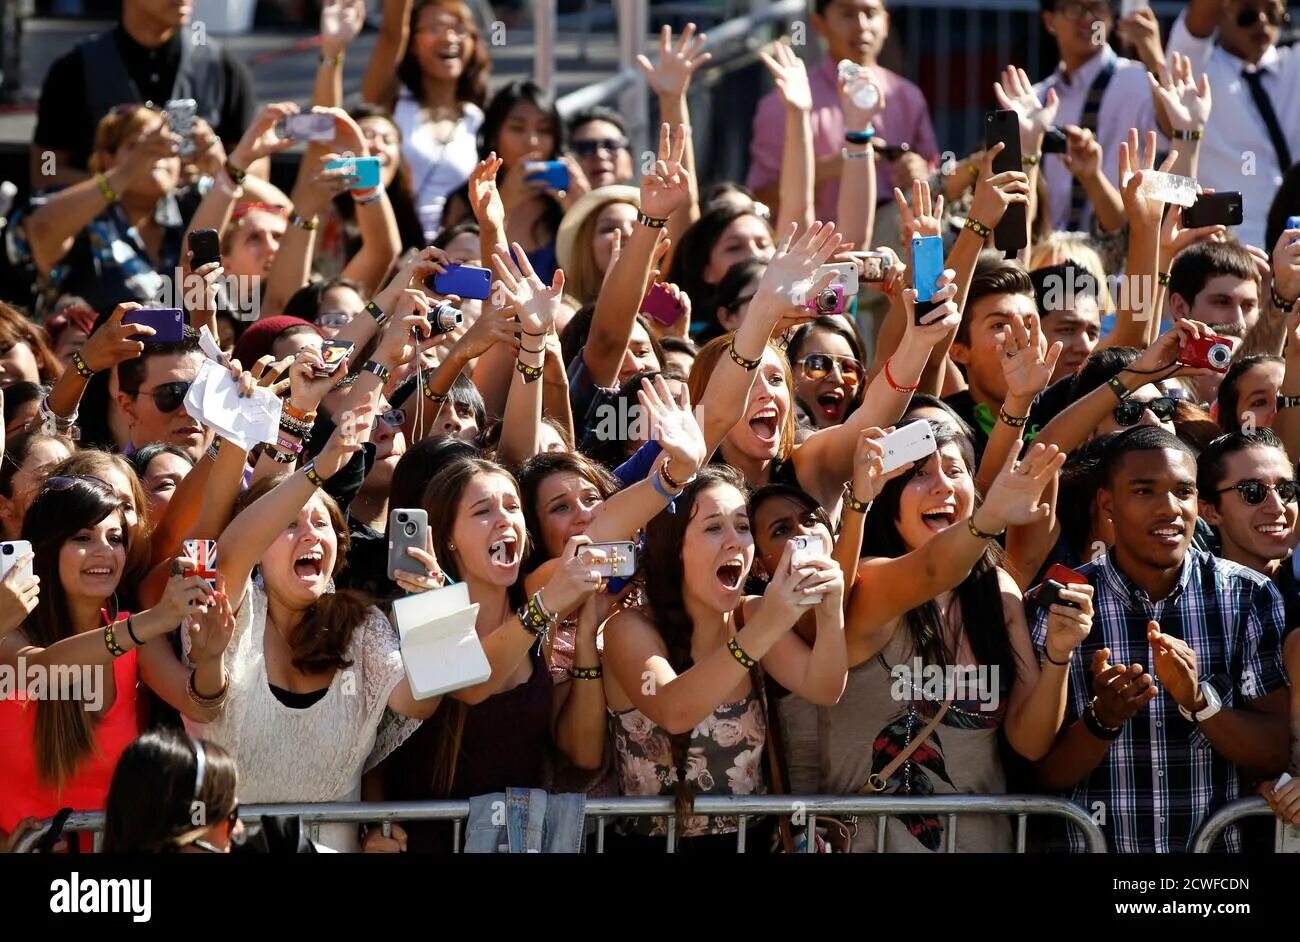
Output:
[393, 89, 484, 240]
[183, 583, 419, 851]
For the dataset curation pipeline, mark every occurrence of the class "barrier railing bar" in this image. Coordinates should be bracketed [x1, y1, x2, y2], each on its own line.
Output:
[736, 814, 747, 853]
[946, 814, 957, 853]
[1015, 814, 1027, 853]
[1188, 797, 1282, 854]
[876, 818, 886, 853]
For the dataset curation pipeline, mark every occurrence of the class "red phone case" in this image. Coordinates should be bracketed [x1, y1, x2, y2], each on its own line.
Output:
[1044, 563, 1088, 586]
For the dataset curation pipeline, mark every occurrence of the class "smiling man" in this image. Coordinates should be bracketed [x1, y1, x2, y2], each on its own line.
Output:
[1033, 426, 1290, 851]
[115, 326, 209, 460]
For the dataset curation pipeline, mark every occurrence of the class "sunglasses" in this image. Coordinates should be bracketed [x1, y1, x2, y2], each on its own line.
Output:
[1215, 479, 1300, 505]
[1056, 0, 1112, 20]
[798, 353, 864, 385]
[375, 408, 406, 429]
[1236, 3, 1290, 26]
[42, 474, 113, 496]
[316, 312, 354, 329]
[1113, 396, 1177, 426]
[572, 138, 629, 158]
[135, 381, 192, 414]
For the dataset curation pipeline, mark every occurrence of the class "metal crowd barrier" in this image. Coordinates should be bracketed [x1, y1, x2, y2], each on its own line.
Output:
[1190, 797, 1297, 853]
[13, 793, 1106, 853]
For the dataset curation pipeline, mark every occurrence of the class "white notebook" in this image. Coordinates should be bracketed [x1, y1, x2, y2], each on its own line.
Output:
[391, 583, 491, 700]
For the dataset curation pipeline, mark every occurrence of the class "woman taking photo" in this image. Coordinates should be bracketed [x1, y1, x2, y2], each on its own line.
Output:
[601, 465, 849, 851]
[0, 475, 224, 851]
[363, 0, 490, 240]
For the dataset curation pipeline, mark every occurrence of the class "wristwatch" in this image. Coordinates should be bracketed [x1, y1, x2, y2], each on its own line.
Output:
[1178, 680, 1223, 724]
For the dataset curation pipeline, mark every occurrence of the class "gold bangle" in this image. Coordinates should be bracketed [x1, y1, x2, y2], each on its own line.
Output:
[95, 173, 118, 204]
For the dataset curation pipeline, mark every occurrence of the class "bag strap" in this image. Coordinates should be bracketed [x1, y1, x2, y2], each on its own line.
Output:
[736, 602, 796, 853]
[860, 694, 952, 794]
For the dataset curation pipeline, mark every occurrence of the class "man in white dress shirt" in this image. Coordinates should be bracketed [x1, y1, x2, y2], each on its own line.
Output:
[1034, 0, 1162, 233]
[1167, 0, 1299, 249]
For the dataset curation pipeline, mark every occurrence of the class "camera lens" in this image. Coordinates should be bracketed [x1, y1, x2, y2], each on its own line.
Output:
[1, 545, 11, 556]
[1208, 343, 1232, 369]
[817, 288, 837, 313]
[404, 522, 418, 537]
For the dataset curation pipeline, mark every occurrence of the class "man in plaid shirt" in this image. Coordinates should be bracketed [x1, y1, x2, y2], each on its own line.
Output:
[1032, 427, 1290, 852]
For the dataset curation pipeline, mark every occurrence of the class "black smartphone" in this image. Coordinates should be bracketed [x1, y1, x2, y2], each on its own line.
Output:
[34, 807, 73, 853]
[1183, 191, 1244, 228]
[877, 143, 911, 161]
[188, 228, 221, 269]
[1041, 126, 1069, 154]
[985, 110, 1027, 255]
[1037, 579, 1082, 611]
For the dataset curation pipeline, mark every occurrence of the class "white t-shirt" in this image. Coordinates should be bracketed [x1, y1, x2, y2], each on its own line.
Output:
[393, 88, 484, 241]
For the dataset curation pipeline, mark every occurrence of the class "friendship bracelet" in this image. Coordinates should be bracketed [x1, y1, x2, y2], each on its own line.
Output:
[842, 483, 871, 514]
[1083, 700, 1123, 740]
[517, 591, 555, 637]
[963, 216, 992, 239]
[727, 338, 761, 371]
[967, 515, 1004, 541]
[727, 636, 757, 669]
[883, 356, 919, 393]
[95, 173, 118, 204]
[515, 358, 544, 383]
[1272, 286, 1297, 313]
[289, 211, 319, 231]
[302, 461, 328, 489]
[353, 187, 384, 204]
[363, 299, 389, 328]
[636, 211, 668, 229]
[569, 665, 603, 680]
[1172, 129, 1204, 141]
[104, 620, 127, 658]
[71, 350, 95, 378]
[841, 147, 873, 161]
[224, 160, 248, 187]
[423, 379, 450, 403]
[998, 406, 1029, 428]
[651, 467, 678, 502]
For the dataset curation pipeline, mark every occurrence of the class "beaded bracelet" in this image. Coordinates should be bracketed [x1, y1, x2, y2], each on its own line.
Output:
[727, 636, 756, 669]
[71, 350, 95, 378]
[883, 356, 919, 393]
[963, 216, 992, 238]
[1272, 286, 1297, 313]
[651, 467, 678, 503]
[104, 620, 127, 658]
[569, 665, 603, 680]
[659, 460, 692, 491]
[727, 338, 761, 371]
[998, 406, 1029, 428]
[279, 415, 313, 438]
[95, 173, 118, 204]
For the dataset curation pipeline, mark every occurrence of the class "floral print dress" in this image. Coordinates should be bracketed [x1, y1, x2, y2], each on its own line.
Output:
[610, 690, 767, 837]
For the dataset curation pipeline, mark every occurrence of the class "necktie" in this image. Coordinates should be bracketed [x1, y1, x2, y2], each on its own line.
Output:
[1065, 59, 1117, 232]
[1241, 68, 1293, 175]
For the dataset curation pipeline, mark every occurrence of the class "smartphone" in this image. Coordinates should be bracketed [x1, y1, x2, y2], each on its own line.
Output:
[315, 339, 354, 377]
[388, 509, 429, 580]
[911, 235, 945, 305]
[985, 110, 1027, 254]
[523, 160, 570, 191]
[1038, 579, 1081, 611]
[1120, 0, 1149, 16]
[878, 421, 938, 475]
[848, 250, 892, 283]
[0, 540, 33, 583]
[325, 156, 382, 190]
[1285, 214, 1300, 245]
[788, 533, 827, 570]
[432, 264, 492, 301]
[165, 98, 197, 157]
[1183, 191, 1244, 228]
[278, 112, 335, 142]
[1042, 126, 1069, 155]
[876, 143, 911, 162]
[1044, 563, 1089, 586]
[188, 228, 222, 269]
[182, 538, 219, 593]
[640, 282, 686, 327]
[124, 308, 185, 343]
[577, 540, 638, 579]
[817, 262, 860, 293]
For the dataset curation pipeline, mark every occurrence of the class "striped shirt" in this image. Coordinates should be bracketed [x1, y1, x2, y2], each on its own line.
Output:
[1030, 546, 1287, 852]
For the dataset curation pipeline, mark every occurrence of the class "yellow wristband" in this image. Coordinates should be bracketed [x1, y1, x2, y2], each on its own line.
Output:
[95, 173, 118, 204]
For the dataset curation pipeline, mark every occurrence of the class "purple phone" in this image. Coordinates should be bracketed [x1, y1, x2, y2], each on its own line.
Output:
[431, 264, 492, 301]
[124, 308, 185, 343]
[639, 283, 686, 327]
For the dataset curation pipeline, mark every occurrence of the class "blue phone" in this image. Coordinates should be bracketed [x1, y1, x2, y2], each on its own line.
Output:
[326, 156, 382, 190]
[911, 235, 945, 306]
[124, 308, 185, 343]
[431, 264, 492, 300]
[1287, 215, 1300, 245]
[524, 160, 569, 191]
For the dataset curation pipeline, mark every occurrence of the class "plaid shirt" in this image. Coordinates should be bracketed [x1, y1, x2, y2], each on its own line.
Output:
[1030, 546, 1288, 853]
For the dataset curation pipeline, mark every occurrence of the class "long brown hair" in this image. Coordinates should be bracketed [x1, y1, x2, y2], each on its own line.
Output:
[0, 303, 62, 383]
[639, 464, 749, 830]
[21, 477, 126, 789]
[419, 455, 526, 796]
[688, 336, 796, 463]
[397, 0, 490, 109]
[233, 476, 372, 673]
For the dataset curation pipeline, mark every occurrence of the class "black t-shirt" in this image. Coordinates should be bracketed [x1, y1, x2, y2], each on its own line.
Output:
[33, 25, 254, 172]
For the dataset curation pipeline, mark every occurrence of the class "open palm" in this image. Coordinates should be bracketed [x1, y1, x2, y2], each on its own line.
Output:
[492, 243, 564, 335]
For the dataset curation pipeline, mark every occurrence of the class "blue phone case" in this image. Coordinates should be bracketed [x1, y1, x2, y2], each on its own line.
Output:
[124, 308, 185, 343]
[326, 156, 382, 190]
[524, 161, 570, 191]
[911, 236, 944, 303]
[1288, 216, 1300, 244]
[433, 264, 493, 300]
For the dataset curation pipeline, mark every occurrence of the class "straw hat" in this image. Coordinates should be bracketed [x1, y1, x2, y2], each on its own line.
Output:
[555, 185, 641, 272]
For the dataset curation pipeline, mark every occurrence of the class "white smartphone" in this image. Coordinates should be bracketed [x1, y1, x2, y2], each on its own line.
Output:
[878, 422, 938, 475]
[1120, 0, 1149, 17]
[788, 533, 827, 571]
[816, 262, 861, 291]
[0, 540, 34, 583]
[577, 541, 638, 579]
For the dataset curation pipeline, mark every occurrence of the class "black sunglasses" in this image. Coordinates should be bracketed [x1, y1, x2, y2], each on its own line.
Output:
[42, 474, 113, 496]
[1113, 396, 1177, 426]
[135, 380, 192, 414]
[1215, 479, 1300, 505]
[572, 138, 628, 158]
[1236, 3, 1290, 27]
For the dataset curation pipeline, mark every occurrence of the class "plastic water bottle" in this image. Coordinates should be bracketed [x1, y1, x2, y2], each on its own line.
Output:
[838, 60, 878, 111]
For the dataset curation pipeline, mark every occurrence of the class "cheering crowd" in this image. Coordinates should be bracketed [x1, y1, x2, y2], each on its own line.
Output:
[0, 0, 1299, 855]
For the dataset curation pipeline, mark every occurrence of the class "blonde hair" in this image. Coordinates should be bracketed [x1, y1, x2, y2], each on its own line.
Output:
[88, 105, 165, 175]
[565, 196, 638, 307]
[1029, 233, 1114, 312]
[688, 336, 796, 462]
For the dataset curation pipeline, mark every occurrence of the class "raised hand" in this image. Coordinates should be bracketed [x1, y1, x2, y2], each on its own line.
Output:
[229, 102, 300, 169]
[373, 246, 452, 316]
[0, 552, 38, 639]
[974, 441, 1066, 534]
[491, 243, 565, 336]
[287, 348, 344, 413]
[320, 0, 366, 55]
[638, 374, 706, 477]
[1271, 223, 1300, 306]
[849, 427, 909, 506]
[757, 539, 826, 631]
[187, 117, 227, 180]
[453, 293, 522, 361]
[759, 41, 812, 113]
[837, 62, 885, 128]
[1062, 126, 1102, 182]
[1147, 52, 1211, 135]
[753, 221, 842, 317]
[467, 152, 506, 228]
[1129, 317, 1219, 381]
[373, 289, 435, 368]
[1119, 128, 1180, 236]
[1000, 311, 1061, 400]
[539, 536, 609, 617]
[1159, 204, 1226, 273]
[154, 556, 219, 629]
[894, 178, 944, 241]
[313, 402, 376, 480]
[1116, 6, 1165, 71]
[1042, 583, 1093, 665]
[295, 151, 358, 217]
[79, 302, 148, 373]
[115, 120, 181, 191]
[392, 529, 447, 595]
[636, 22, 712, 99]
[968, 142, 1030, 230]
[1090, 647, 1158, 728]
[184, 574, 235, 665]
[639, 123, 692, 220]
[902, 269, 962, 344]
[993, 65, 1059, 155]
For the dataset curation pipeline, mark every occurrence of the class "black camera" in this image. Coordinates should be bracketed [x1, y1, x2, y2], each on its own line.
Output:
[1042, 126, 1069, 154]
